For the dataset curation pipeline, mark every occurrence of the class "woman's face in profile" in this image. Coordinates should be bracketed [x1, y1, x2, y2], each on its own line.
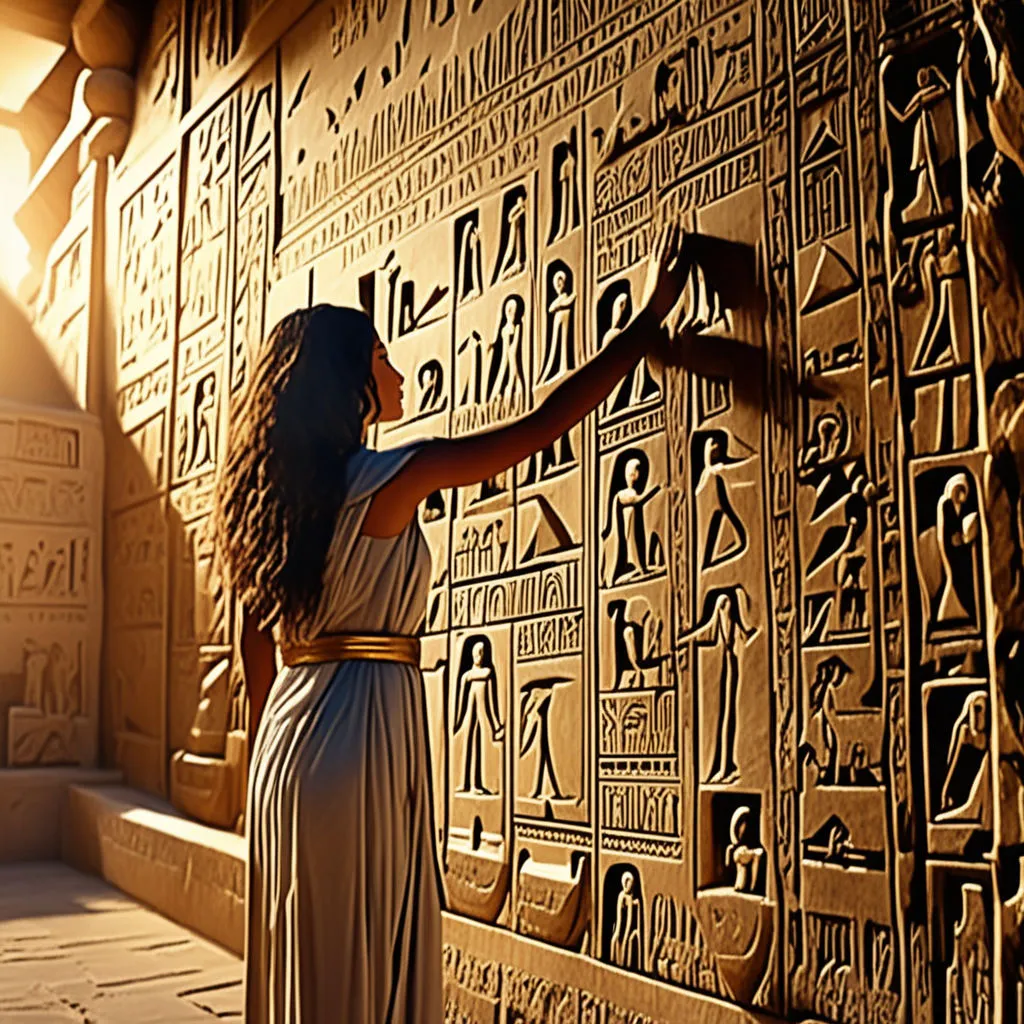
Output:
[371, 335, 405, 423]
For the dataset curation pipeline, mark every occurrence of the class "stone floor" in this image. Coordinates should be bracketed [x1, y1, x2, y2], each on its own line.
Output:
[0, 862, 242, 1022]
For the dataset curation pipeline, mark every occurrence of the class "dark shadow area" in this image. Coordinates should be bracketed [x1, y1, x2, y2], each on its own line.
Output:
[0, 285, 76, 409]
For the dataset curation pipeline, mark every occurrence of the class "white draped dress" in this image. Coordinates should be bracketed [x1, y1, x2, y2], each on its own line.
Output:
[245, 443, 443, 1023]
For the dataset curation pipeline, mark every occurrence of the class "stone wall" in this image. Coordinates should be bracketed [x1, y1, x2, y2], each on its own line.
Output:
[0, 400, 103, 770]
[93, 0, 1024, 1020]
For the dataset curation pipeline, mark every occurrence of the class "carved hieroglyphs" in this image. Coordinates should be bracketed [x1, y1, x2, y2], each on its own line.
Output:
[83, 0, 1024, 1018]
[0, 406, 103, 769]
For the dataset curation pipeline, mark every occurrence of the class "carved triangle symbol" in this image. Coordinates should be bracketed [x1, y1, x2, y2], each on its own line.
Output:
[523, 496, 574, 561]
[800, 243, 859, 315]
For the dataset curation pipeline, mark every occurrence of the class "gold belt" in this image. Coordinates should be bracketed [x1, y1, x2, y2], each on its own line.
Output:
[279, 632, 421, 668]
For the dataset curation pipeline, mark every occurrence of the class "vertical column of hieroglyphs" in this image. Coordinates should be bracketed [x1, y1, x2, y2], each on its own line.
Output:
[186, 0, 232, 112]
[586, 22, 680, 999]
[0, 411, 102, 768]
[510, 85, 588, 953]
[786, 0, 904, 1017]
[106, 0, 181, 791]
[675, 3, 772, 1011]
[879, 2, 996, 1022]
[759, 0, 800, 1011]
[167, 74, 239, 825]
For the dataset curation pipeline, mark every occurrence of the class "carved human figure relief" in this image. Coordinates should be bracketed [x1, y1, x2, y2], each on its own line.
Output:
[519, 676, 573, 800]
[600, 450, 664, 586]
[601, 287, 659, 415]
[192, 374, 217, 470]
[487, 296, 526, 413]
[496, 191, 528, 281]
[694, 432, 751, 570]
[607, 597, 664, 690]
[800, 655, 850, 786]
[457, 218, 483, 302]
[887, 66, 953, 224]
[682, 587, 757, 785]
[725, 805, 764, 893]
[549, 134, 580, 243]
[453, 636, 505, 795]
[894, 226, 970, 371]
[540, 265, 576, 384]
[609, 870, 642, 969]
[458, 330, 486, 407]
[934, 472, 980, 630]
[936, 692, 989, 824]
[945, 883, 992, 1024]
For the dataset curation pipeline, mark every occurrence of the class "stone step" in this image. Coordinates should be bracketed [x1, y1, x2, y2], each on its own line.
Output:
[0, 767, 120, 864]
[62, 783, 245, 956]
[62, 784, 785, 1023]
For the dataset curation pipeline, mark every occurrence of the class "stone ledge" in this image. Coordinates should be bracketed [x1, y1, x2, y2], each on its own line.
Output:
[0, 766, 120, 863]
[61, 786, 784, 1021]
[443, 914, 784, 1024]
[62, 783, 246, 956]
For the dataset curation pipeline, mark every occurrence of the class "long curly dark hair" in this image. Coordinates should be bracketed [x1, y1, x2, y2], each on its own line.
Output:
[214, 305, 380, 629]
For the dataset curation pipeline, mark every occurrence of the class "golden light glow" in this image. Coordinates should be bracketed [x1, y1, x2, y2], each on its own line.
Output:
[0, 126, 30, 295]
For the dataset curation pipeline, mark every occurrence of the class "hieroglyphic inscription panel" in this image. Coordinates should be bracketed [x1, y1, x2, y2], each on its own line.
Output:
[104, 0, 1024, 1017]
[0, 406, 103, 769]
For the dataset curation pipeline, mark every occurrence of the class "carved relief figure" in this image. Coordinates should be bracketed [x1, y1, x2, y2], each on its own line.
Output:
[458, 219, 483, 302]
[519, 677, 573, 800]
[458, 330, 485, 407]
[487, 296, 526, 413]
[192, 374, 217, 470]
[800, 655, 849, 786]
[454, 636, 505, 795]
[945, 884, 992, 1024]
[417, 359, 446, 416]
[887, 66, 953, 224]
[601, 451, 663, 586]
[934, 473, 980, 630]
[603, 287, 660, 414]
[609, 870, 642, 969]
[725, 805, 764, 893]
[682, 587, 757, 784]
[895, 226, 969, 370]
[21, 640, 79, 717]
[608, 597, 664, 690]
[550, 134, 580, 242]
[936, 692, 989, 824]
[541, 266, 576, 384]
[497, 192, 528, 280]
[694, 433, 750, 570]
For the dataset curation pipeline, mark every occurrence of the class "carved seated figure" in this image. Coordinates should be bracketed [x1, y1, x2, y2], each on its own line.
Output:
[725, 805, 764, 894]
[170, 657, 248, 831]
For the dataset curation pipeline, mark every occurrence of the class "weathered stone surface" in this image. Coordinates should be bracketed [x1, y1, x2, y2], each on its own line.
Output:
[63, 784, 246, 956]
[20, 0, 1024, 1019]
[0, 861, 241, 1022]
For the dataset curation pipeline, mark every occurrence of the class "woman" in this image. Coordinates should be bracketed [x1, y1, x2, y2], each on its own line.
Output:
[215, 224, 716, 1023]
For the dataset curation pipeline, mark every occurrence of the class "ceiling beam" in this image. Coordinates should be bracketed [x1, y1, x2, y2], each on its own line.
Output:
[0, 1, 77, 46]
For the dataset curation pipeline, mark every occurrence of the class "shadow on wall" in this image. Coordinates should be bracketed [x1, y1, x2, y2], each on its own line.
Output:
[0, 286, 77, 409]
